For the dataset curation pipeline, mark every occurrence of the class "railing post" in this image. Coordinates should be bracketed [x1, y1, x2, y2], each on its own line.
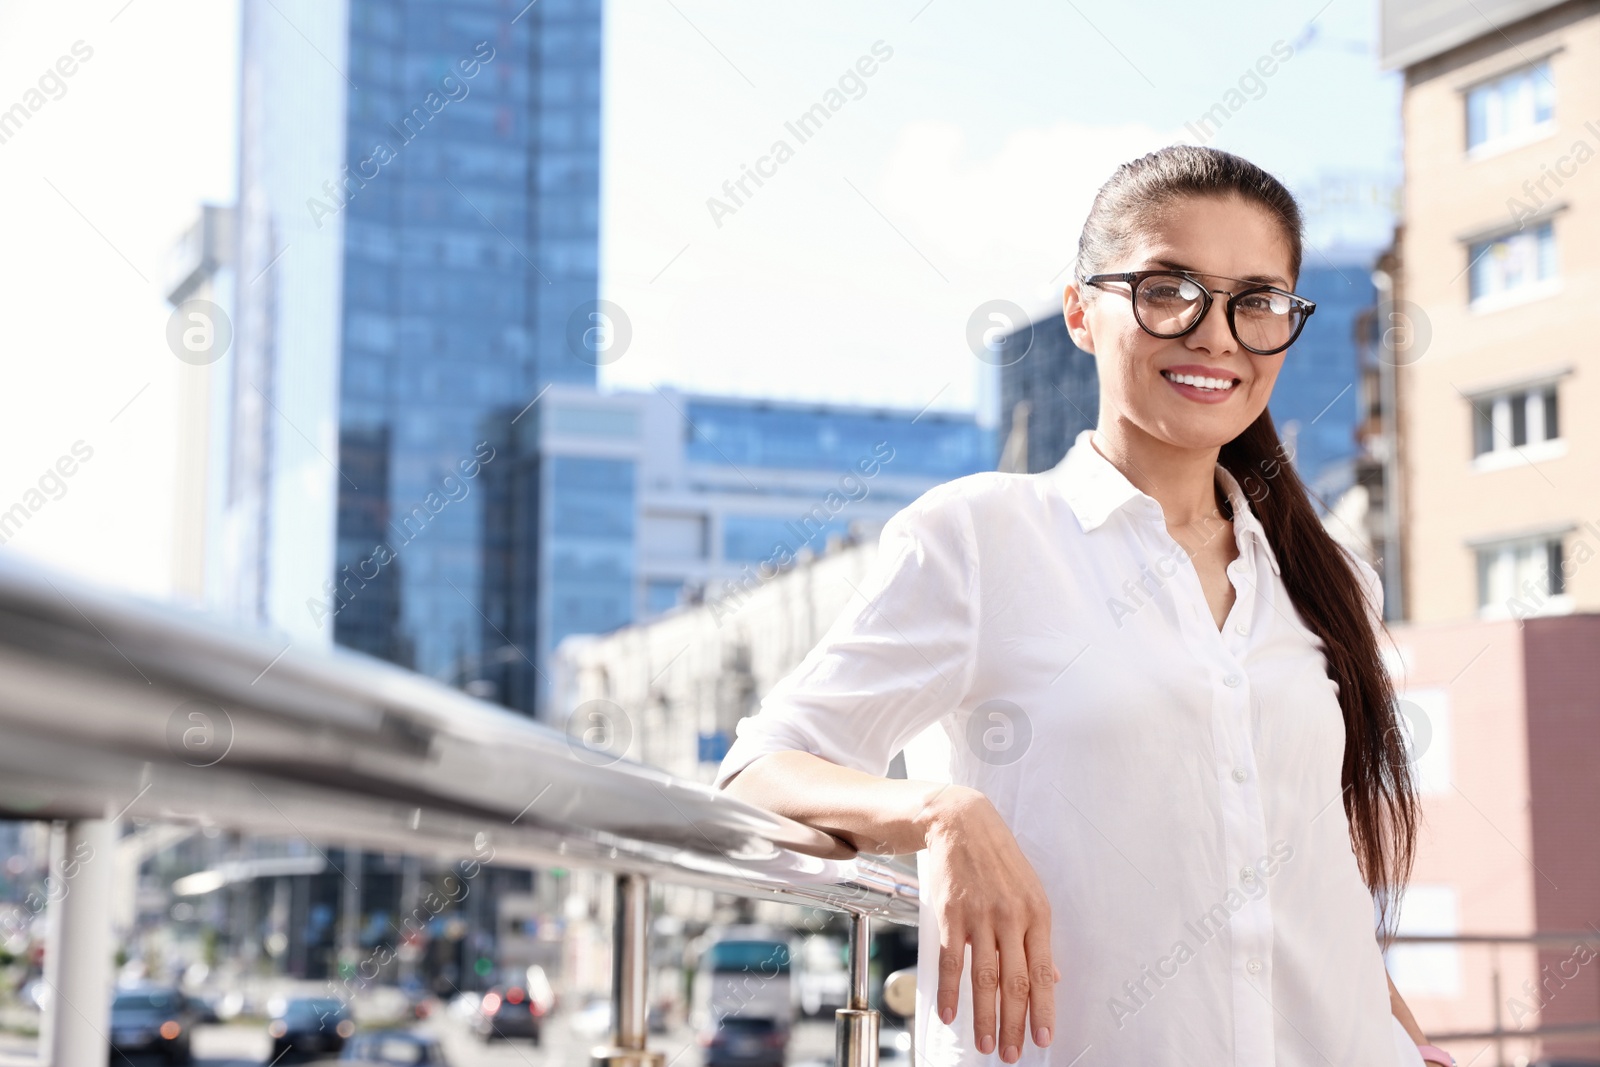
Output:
[835, 910, 879, 1067]
[592, 872, 664, 1067]
[40, 817, 115, 1067]
[1490, 941, 1504, 1067]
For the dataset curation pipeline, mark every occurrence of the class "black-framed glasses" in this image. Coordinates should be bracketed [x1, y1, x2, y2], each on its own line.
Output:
[1082, 269, 1316, 355]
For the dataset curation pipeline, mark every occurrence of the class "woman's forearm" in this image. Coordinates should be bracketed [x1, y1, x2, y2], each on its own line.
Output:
[1389, 970, 1427, 1044]
[720, 749, 972, 856]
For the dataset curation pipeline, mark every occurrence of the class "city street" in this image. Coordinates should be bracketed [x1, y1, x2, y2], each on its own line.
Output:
[0, 1014, 857, 1067]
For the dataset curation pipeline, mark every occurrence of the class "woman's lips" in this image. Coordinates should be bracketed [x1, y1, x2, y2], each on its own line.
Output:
[1160, 368, 1239, 404]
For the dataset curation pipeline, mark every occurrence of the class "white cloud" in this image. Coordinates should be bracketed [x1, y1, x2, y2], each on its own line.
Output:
[600, 115, 1175, 417]
[875, 118, 1178, 311]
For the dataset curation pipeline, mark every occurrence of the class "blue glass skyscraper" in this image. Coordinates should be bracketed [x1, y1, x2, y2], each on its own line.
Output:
[224, 0, 601, 715]
[1263, 262, 1376, 505]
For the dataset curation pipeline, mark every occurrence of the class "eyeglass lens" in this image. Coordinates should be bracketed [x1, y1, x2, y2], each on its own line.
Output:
[1134, 273, 1304, 352]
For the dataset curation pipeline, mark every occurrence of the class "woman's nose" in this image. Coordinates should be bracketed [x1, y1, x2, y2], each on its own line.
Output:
[1188, 291, 1237, 352]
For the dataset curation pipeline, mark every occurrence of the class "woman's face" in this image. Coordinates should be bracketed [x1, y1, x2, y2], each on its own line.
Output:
[1064, 194, 1296, 453]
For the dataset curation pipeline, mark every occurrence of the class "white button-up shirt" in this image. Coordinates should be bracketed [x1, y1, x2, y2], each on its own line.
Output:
[716, 428, 1424, 1067]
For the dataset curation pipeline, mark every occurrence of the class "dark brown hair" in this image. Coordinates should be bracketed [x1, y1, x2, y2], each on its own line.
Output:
[1074, 144, 1418, 944]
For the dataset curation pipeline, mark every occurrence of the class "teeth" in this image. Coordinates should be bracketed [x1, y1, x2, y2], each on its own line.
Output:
[1163, 370, 1236, 391]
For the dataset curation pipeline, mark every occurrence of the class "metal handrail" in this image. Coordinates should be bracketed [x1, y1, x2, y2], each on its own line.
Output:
[0, 555, 917, 1065]
[1386, 931, 1600, 1062]
[0, 554, 918, 918]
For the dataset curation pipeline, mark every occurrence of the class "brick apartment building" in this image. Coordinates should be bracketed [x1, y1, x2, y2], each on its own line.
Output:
[1380, 2, 1600, 1061]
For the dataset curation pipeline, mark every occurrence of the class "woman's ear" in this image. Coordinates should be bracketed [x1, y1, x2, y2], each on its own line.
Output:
[1063, 282, 1095, 354]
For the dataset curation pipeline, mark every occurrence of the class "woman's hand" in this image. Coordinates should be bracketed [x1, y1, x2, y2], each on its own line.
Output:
[921, 785, 1056, 1063]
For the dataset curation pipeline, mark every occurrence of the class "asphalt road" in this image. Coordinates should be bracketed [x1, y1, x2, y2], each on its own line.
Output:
[0, 1011, 885, 1066]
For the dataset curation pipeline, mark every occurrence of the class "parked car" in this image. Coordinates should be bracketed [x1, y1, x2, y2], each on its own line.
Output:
[472, 985, 544, 1044]
[692, 927, 794, 1065]
[109, 985, 198, 1064]
[187, 991, 222, 1023]
[704, 1016, 787, 1067]
[267, 995, 355, 1061]
[340, 1029, 452, 1064]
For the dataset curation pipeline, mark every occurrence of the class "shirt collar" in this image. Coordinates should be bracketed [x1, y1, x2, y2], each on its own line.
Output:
[1049, 428, 1282, 578]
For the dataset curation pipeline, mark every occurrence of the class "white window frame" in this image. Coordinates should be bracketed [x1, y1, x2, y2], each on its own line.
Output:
[1474, 532, 1572, 620]
[1469, 379, 1563, 471]
[1466, 220, 1560, 312]
[1463, 57, 1557, 160]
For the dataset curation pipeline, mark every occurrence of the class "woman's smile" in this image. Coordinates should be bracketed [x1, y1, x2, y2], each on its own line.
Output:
[1160, 363, 1243, 404]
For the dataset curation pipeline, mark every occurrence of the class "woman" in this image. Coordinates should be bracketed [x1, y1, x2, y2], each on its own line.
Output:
[714, 146, 1451, 1067]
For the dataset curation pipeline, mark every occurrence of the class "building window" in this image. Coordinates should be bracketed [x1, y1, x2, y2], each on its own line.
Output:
[1466, 59, 1554, 153]
[1471, 382, 1560, 458]
[1468, 220, 1557, 307]
[1396, 688, 1450, 795]
[1384, 886, 1461, 998]
[640, 513, 707, 561]
[1476, 534, 1568, 618]
[722, 513, 850, 564]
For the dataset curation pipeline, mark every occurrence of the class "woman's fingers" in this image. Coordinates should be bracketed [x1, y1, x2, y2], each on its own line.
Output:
[1025, 923, 1057, 1049]
[969, 928, 1001, 1056]
[935, 919, 965, 1026]
[922, 791, 1057, 1056]
[996, 923, 1032, 1062]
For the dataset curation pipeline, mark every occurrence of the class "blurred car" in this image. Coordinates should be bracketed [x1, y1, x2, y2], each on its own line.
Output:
[267, 995, 355, 1060]
[109, 985, 198, 1064]
[339, 1029, 452, 1064]
[186, 991, 222, 1023]
[704, 1016, 787, 1067]
[472, 984, 544, 1044]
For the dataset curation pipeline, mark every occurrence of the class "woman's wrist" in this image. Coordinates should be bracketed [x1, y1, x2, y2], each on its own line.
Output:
[912, 782, 982, 849]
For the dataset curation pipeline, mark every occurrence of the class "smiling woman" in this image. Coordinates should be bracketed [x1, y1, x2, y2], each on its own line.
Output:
[716, 145, 1429, 1067]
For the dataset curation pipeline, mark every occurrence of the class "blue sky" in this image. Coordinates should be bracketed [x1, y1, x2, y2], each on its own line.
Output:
[0, 0, 1400, 592]
[597, 0, 1402, 417]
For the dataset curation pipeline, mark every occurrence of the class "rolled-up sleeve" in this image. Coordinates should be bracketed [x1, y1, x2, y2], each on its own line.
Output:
[712, 484, 980, 789]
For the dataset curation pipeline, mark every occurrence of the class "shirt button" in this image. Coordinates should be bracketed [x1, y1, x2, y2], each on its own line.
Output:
[1234, 621, 1250, 636]
[1240, 866, 1256, 882]
[1223, 673, 1242, 688]
[1232, 768, 1247, 783]
[1246, 958, 1263, 975]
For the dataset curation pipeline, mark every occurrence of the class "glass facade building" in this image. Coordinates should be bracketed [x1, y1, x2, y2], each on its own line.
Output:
[225, 0, 601, 715]
[682, 398, 994, 477]
[996, 311, 1100, 475]
[1267, 263, 1376, 504]
[535, 386, 996, 712]
[225, 0, 988, 718]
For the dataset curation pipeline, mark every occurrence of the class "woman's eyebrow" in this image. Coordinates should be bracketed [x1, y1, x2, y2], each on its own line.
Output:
[1151, 258, 1290, 289]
